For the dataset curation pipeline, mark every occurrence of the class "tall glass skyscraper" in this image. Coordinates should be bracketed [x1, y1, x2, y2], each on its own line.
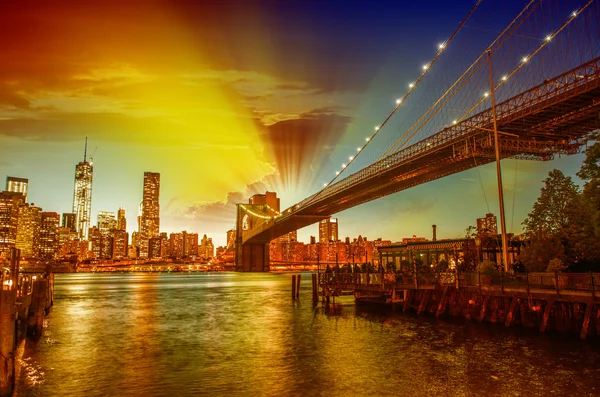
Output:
[72, 139, 93, 240]
[139, 172, 160, 257]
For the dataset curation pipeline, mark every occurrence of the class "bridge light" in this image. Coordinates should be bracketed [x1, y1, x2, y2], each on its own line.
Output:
[336, 171, 340, 175]
[521, 56, 528, 63]
[502, 75, 508, 81]
[323, 183, 328, 187]
[396, 98, 402, 105]
[342, 163, 347, 168]
[375, 126, 380, 131]
[571, 10, 578, 18]
[422, 64, 429, 71]
[409, 83, 414, 88]
[545, 35, 552, 42]
[438, 42, 446, 50]
[453, 120, 457, 125]
[483, 92, 489, 98]
[349, 156, 354, 161]
[366, 137, 370, 142]
[357, 147, 361, 152]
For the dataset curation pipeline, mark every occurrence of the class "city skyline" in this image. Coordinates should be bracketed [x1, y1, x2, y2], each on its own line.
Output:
[0, 0, 590, 248]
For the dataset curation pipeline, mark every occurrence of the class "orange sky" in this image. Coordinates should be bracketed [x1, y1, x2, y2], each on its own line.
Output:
[0, 0, 592, 246]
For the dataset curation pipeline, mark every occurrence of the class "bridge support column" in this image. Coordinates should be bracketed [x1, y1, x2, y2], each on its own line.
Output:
[235, 242, 270, 272]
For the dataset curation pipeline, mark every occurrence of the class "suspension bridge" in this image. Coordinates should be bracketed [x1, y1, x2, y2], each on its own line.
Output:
[235, 0, 600, 271]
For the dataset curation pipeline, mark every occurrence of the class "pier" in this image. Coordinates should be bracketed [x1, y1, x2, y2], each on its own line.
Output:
[317, 270, 600, 339]
[0, 249, 54, 397]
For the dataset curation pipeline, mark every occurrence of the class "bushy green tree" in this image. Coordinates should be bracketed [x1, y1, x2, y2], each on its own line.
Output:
[522, 169, 580, 236]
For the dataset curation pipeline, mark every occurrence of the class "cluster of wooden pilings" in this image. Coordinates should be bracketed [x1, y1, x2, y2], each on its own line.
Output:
[0, 249, 54, 397]
[317, 271, 600, 340]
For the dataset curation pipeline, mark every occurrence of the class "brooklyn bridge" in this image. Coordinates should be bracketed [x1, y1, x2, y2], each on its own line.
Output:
[234, 0, 600, 271]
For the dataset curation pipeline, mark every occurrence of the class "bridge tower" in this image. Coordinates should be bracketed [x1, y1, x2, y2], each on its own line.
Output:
[234, 192, 279, 272]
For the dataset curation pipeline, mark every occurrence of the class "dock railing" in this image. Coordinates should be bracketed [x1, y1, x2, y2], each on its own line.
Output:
[318, 269, 599, 297]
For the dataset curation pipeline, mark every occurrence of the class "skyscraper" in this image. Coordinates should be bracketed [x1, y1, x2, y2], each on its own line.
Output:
[62, 212, 77, 232]
[117, 208, 126, 231]
[97, 211, 117, 234]
[5, 176, 28, 202]
[72, 139, 93, 240]
[39, 212, 60, 260]
[0, 192, 22, 258]
[16, 203, 42, 258]
[139, 172, 160, 257]
[319, 218, 338, 243]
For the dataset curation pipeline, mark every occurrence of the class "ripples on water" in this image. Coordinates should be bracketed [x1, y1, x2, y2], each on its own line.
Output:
[13, 273, 600, 396]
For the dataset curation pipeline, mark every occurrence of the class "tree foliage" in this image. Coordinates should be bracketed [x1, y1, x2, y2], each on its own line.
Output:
[522, 169, 580, 236]
[521, 168, 600, 270]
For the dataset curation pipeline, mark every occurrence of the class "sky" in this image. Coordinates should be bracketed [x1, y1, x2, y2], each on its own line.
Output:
[0, 0, 593, 247]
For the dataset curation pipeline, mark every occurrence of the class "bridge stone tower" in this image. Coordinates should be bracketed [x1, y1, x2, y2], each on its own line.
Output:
[234, 192, 280, 272]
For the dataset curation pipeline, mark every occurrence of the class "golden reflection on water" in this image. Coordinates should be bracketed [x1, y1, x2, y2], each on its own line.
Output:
[14, 273, 600, 397]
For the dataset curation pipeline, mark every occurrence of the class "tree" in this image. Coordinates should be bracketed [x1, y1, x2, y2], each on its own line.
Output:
[522, 169, 580, 237]
[519, 234, 566, 272]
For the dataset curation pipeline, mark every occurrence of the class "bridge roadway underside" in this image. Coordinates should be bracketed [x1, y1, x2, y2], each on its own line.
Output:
[243, 57, 600, 245]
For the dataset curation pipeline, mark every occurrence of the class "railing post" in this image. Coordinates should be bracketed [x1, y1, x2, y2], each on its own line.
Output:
[555, 271, 559, 295]
[591, 271, 595, 299]
[455, 266, 459, 290]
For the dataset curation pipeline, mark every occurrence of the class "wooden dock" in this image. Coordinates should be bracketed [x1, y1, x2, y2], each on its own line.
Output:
[316, 271, 600, 339]
[0, 249, 55, 397]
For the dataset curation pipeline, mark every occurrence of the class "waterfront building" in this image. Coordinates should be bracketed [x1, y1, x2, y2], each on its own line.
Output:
[139, 172, 160, 257]
[88, 226, 102, 259]
[57, 227, 80, 259]
[169, 233, 183, 259]
[62, 212, 77, 232]
[72, 140, 93, 240]
[117, 208, 126, 231]
[319, 218, 338, 243]
[97, 211, 117, 234]
[89, 226, 113, 260]
[16, 203, 42, 258]
[39, 212, 60, 260]
[200, 234, 214, 259]
[401, 235, 428, 244]
[148, 236, 166, 259]
[127, 245, 137, 258]
[112, 230, 128, 259]
[0, 192, 23, 258]
[183, 231, 198, 257]
[5, 176, 28, 202]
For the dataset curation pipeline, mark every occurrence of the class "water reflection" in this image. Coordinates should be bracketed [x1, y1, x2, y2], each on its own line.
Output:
[14, 273, 600, 397]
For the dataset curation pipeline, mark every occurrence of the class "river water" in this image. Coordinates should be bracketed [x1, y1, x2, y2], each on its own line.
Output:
[13, 273, 600, 396]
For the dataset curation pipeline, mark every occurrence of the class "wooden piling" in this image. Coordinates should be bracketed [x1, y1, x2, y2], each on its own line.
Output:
[296, 274, 301, 299]
[478, 295, 490, 322]
[291, 275, 296, 300]
[0, 289, 16, 397]
[403, 289, 413, 312]
[505, 298, 519, 327]
[27, 279, 47, 340]
[418, 290, 432, 314]
[580, 302, 594, 340]
[436, 286, 450, 318]
[540, 299, 554, 333]
[312, 274, 318, 303]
